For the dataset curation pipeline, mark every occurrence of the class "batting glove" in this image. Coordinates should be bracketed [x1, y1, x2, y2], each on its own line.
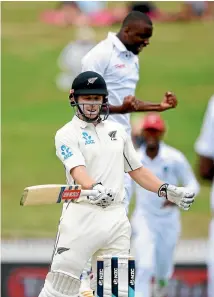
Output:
[88, 183, 115, 208]
[158, 183, 195, 211]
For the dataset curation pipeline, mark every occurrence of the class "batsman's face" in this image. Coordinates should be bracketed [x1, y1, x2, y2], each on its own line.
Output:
[124, 21, 153, 55]
[142, 129, 164, 148]
[78, 95, 103, 119]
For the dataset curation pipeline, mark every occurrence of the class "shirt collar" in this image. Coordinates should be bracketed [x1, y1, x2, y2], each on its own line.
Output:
[73, 115, 88, 128]
[72, 115, 105, 129]
[107, 32, 128, 53]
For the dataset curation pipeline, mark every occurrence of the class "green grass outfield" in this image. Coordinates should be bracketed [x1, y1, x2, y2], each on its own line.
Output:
[2, 2, 214, 238]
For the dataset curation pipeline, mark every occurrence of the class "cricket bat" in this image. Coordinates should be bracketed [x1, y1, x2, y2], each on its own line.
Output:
[20, 184, 99, 206]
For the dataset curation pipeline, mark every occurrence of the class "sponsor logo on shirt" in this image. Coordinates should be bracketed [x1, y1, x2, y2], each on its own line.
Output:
[108, 130, 117, 140]
[115, 64, 126, 68]
[82, 132, 95, 145]
[61, 145, 73, 160]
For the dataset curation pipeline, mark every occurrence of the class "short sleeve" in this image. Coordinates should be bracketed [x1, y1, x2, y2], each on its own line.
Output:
[195, 96, 214, 159]
[123, 134, 142, 173]
[55, 131, 85, 172]
[81, 42, 111, 76]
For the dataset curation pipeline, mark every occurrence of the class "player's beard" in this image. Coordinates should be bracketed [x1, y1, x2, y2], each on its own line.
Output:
[124, 43, 145, 55]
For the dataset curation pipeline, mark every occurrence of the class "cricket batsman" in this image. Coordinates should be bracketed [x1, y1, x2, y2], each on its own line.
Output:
[130, 113, 200, 297]
[38, 71, 195, 297]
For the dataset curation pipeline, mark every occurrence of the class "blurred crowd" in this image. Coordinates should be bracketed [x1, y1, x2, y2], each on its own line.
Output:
[40, 1, 214, 27]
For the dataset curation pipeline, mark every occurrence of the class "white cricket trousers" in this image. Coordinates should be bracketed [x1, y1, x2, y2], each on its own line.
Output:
[131, 209, 181, 297]
[208, 218, 214, 297]
[50, 202, 131, 280]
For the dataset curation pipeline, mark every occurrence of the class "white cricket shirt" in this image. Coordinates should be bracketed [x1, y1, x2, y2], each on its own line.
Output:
[133, 142, 200, 216]
[195, 95, 214, 210]
[55, 116, 142, 203]
[81, 32, 139, 135]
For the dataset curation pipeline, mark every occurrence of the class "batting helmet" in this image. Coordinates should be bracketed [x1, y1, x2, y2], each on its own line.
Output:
[69, 71, 109, 123]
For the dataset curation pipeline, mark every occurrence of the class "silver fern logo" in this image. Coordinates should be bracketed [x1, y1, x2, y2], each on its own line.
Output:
[87, 77, 98, 85]
[108, 131, 117, 140]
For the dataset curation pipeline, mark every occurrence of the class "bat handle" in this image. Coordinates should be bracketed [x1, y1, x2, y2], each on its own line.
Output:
[80, 190, 99, 197]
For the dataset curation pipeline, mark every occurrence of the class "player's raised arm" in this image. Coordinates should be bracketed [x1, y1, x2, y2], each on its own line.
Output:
[135, 91, 178, 112]
[108, 92, 178, 114]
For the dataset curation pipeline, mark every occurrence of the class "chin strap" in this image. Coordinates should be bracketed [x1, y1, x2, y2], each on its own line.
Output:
[71, 97, 109, 123]
[75, 105, 101, 123]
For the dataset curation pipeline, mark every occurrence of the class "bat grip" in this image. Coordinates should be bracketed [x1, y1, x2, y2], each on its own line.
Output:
[80, 190, 99, 197]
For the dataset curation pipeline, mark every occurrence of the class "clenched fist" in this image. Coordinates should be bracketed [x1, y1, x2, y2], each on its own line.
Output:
[120, 96, 139, 113]
[160, 91, 177, 111]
